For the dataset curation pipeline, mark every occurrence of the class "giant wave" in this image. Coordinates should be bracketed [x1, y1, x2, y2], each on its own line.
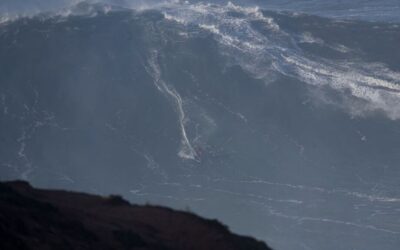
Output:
[0, 1, 400, 250]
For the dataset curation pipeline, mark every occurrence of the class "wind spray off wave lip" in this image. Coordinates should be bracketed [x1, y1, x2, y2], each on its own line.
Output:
[2, 0, 400, 22]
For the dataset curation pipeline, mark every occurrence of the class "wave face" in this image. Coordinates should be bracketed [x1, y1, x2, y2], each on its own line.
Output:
[1, 1, 400, 250]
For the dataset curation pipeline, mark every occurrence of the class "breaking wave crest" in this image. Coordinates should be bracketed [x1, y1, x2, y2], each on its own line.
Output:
[158, 1, 400, 119]
[2, 1, 399, 120]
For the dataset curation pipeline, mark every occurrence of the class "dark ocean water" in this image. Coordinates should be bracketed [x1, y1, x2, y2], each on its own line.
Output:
[0, 1, 400, 250]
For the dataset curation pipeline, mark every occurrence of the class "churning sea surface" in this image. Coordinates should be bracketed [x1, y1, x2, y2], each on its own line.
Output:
[0, 1, 400, 250]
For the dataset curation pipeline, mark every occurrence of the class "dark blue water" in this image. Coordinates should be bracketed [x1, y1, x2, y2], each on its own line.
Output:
[1, 1, 400, 250]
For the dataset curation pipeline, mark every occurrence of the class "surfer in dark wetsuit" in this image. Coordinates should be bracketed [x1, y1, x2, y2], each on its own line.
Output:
[194, 145, 205, 162]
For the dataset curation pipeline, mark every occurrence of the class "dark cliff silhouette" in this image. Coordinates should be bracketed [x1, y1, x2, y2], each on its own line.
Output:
[0, 181, 272, 250]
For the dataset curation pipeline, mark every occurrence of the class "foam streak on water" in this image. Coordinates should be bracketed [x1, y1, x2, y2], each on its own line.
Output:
[145, 50, 197, 160]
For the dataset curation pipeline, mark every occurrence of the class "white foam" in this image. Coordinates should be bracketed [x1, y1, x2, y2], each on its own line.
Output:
[330, 44, 351, 53]
[281, 55, 400, 119]
[163, 13, 186, 24]
[158, 1, 400, 120]
[0, 16, 11, 25]
[299, 32, 324, 44]
[161, 1, 279, 52]
[2, 1, 400, 120]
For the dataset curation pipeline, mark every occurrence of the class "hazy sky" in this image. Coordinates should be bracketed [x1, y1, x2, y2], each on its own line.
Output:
[1, 0, 399, 22]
